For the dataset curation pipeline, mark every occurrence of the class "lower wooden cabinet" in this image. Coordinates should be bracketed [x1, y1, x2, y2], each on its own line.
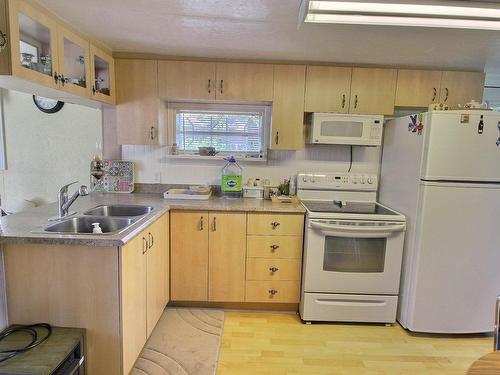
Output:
[170, 210, 247, 302]
[121, 213, 170, 374]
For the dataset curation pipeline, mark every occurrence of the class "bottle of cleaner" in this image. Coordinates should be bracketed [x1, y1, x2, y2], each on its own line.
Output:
[92, 222, 103, 234]
[221, 156, 243, 198]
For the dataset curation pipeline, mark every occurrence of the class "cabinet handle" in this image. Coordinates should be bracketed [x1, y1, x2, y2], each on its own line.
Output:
[60, 74, 66, 86]
[269, 267, 279, 273]
[341, 94, 346, 108]
[148, 232, 154, 248]
[354, 94, 358, 109]
[220, 79, 224, 94]
[208, 79, 211, 94]
[53, 72, 59, 84]
[269, 289, 278, 296]
[92, 85, 96, 95]
[270, 244, 279, 252]
[200, 216, 204, 231]
[432, 87, 437, 102]
[149, 126, 156, 140]
[443, 88, 449, 102]
[142, 237, 148, 254]
[271, 222, 280, 229]
[275, 131, 279, 145]
[212, 216, 217, 231]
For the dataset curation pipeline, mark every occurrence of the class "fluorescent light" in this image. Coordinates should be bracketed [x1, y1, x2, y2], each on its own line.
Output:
[302, 0, 500, 30]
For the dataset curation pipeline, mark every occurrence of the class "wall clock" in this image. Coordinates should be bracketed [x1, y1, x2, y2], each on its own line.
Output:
[32, 95, 64, 114]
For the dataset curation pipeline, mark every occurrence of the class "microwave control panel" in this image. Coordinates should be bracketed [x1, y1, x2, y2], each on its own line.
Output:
[368, 120, 384, 145]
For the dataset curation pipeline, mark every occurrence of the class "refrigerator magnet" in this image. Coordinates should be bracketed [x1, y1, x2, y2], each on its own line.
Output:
[478, 115, 484, 135]
[496, 121, 500, 146]
[460, 114, 470, 124]
[417, 113, 424, 135]
[408, 115, 417, 133]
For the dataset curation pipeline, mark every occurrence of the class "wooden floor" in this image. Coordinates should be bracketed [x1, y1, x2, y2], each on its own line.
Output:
[217, 312, 492, 375]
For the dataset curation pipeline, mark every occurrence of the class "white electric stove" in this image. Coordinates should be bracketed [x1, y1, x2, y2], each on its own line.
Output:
[297, 172, 406, 324]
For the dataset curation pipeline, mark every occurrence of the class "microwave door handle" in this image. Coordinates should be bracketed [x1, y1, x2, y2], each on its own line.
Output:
[309, 221, 405, 238]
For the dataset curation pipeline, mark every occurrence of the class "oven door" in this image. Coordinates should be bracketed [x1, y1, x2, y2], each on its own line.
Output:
[303, 219, 405, 295]
[310, 115, 375, 146]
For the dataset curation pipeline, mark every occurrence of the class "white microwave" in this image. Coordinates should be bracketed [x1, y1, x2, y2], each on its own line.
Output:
[306, 113, 384, 146]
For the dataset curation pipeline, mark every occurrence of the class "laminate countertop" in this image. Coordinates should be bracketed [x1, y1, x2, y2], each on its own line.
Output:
[0, 193, 306, 247]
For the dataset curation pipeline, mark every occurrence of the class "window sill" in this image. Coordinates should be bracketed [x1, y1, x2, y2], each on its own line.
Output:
[164, 154, 267, 163]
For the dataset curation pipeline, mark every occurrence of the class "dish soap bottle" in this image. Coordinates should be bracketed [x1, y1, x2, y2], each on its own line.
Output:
[221, 156, 243, 198]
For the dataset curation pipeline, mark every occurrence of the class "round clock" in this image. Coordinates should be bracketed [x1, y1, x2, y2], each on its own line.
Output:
[32, 95, 64, 114]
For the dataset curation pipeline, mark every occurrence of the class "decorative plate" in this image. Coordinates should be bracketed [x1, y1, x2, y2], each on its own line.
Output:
[94, 160, 134, 193]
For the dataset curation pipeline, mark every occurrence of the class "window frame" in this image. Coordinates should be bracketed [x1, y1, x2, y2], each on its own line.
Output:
[167, 102, 271, 159]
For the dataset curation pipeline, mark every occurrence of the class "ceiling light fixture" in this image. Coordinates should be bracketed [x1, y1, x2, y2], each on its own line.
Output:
[299, 0, 500, 30]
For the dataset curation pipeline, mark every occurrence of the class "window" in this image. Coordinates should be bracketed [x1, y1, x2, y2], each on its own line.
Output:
[169, 103, 270, 158]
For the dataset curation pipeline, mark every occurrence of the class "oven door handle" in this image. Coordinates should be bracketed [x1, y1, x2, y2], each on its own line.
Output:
[310, 221, 406, 238]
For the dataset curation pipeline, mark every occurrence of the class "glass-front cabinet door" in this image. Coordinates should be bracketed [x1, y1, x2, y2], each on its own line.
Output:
[90, 44, 115, 104]
[57, 25, 91, 97]
[9, 0, 59, 88]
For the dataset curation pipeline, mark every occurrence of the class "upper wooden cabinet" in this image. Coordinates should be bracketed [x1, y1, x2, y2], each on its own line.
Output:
[440, 71, 485, 107]
[116, 59, 159, 145]
[271, 65, 306, 150]
[3, 0, 114, 105]
[158, 60, 216, 100]
[56, 25, 92, 98]
[90, 44, 115, 104]
[350, 68, 397, 115]
[304, 66, 352, 113]
[8, 0, 59, 89]
[395, 69, 484, 108]
[215, 62, 274, 101]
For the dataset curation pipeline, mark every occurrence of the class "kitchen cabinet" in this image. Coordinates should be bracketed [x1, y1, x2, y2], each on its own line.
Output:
[245, 213, 304, 304]
[304, 66, 352, 113]
[208, 212, 246, 302]
[3, 212, 170, 375]
[395, 69, 442, 107]
[158, 60, 216, 100]
[8, 0, 60, 89]
[170, 210, 246, 302]
[116, 59, 159, 145]
[121, 213, 169, 374]
[271, 64, 306, 150]
[90, 44, 115, 104]
[395, 69, 485, 108]
[350, 67, 397, 115]
[170, 211, 209, 301]
[440, 71, 485, 107]
[215, 62, 274, 101]
[56, 25, 92, 98]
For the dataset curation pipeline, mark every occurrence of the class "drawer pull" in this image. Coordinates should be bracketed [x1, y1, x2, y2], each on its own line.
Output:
[270, 244, 279, 252]
[269, 289, 278, 296]
[269, 267, 279, 273]
[271, 222, 281, 229]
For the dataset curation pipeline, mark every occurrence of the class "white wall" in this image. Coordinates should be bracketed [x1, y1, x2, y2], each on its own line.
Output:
[122, 144, 382, 186]
[0, 89, 102, 213]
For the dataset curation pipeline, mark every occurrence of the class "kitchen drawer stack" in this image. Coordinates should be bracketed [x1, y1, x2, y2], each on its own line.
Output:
[246, 213, 304, 303]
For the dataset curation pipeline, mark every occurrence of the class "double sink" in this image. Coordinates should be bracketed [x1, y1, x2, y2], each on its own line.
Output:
[43, 205, 154, 235]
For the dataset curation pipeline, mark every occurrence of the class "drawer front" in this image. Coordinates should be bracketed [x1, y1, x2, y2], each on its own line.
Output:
[300, 293, 398, 323]
[247, 235, 303, 259]
[247, 213, 304, 236]
[246, 258, 302, 281]
[246, 281, 300, 303]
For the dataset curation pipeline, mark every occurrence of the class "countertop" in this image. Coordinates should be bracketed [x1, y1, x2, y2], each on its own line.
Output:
[0, 192, 305, 247]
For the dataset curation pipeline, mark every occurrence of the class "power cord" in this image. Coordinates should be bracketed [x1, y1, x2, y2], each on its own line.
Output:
[0, 323, 52, 363]
[348, 145, 353, 173]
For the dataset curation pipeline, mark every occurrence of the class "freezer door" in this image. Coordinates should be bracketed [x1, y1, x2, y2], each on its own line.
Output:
[421, 111, 500, 182]
[406, 181, 500, 333]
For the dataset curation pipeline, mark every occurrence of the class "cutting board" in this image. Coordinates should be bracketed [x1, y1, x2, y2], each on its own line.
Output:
[94, 160, 134, 193]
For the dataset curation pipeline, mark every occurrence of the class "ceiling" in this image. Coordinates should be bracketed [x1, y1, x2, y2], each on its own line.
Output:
[38, 0, 500, 80]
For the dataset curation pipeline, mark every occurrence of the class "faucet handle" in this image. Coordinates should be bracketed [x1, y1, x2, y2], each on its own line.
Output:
[59, 181, 79, 193]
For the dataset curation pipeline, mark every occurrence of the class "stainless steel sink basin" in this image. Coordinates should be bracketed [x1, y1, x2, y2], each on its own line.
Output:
[44, 216, 136, 234]
[82, 204, 154, 217]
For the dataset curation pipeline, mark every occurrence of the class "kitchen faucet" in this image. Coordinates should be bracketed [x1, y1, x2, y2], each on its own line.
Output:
[56, 181, 90, 219]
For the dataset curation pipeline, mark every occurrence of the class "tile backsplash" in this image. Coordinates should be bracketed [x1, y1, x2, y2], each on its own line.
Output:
[122, 144, 382, 186]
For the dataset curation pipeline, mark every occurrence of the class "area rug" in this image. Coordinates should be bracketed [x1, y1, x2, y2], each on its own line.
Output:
[131, 308, 225, 375]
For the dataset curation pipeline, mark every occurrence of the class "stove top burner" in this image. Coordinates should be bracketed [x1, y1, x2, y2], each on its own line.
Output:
[302, 201, 399, 216]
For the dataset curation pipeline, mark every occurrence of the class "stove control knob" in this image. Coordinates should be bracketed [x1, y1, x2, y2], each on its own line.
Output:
[302, 176, 308, 182]
[353, 176, 358, 184]
[361, 176, 366, 184]
[367, 176, 374, 184]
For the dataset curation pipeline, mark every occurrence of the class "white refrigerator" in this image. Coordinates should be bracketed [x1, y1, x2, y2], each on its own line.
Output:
[379, 110, 500, 333]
